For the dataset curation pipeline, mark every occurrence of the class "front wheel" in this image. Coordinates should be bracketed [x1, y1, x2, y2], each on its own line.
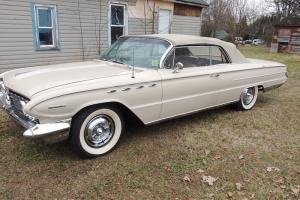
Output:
[69, 105, 124, 158]
[236, 86, 259, 110]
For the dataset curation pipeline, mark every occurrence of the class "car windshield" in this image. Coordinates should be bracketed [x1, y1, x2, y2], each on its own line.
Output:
[100, 37, 171, 69]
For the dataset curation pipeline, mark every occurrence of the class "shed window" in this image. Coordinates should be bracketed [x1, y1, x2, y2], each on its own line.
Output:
[32, 5, 59, 49]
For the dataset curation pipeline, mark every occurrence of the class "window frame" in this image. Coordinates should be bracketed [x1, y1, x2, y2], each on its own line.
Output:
[108, 3, 128, 46]
[162, 44, 232, 69]
[32, 4, 59, 50]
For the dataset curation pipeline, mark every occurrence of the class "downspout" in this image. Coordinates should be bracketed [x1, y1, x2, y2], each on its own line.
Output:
[77, 0, 85, 60]
[144, 1, 147, 34]
[200, 7, 203, 36]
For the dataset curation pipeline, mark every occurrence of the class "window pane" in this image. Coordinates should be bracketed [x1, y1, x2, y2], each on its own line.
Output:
[38, 9, 52, 27]
[111, 26, 124, 44]
[164, 50, 174, 69]
[101, 37, 170, 69]
[174, 47, 210, 67]
[111, 5, 124, 25]
[39, 28, 53, 45]
[211, 46, 225, 65]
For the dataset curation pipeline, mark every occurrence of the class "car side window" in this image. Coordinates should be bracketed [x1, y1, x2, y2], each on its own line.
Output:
[164, 46, 229, 68]
[211, 46, 228, 65]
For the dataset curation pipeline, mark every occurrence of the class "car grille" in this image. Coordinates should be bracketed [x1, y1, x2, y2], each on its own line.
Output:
[8, 91, 37, 124]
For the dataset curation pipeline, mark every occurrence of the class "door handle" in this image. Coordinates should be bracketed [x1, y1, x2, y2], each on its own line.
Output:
[210, 73, 220, 78]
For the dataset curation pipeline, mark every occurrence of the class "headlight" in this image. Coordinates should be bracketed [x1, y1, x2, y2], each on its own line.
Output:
[0, 81, 11, 106]
[19, 100, 37, 122]
[0, 80, 4, 96]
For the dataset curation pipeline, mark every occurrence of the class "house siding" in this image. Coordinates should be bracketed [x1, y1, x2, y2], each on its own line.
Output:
[172, 15, 202, 36]
[0, 0, 137, 73]
[0, 0, 205, 72]
[128, 18, 156, 35]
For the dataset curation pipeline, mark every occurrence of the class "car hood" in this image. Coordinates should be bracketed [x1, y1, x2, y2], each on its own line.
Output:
[3, 60, 132, 98]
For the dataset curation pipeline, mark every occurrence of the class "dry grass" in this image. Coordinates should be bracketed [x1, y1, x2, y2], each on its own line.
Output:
[0, 46, 299, 199]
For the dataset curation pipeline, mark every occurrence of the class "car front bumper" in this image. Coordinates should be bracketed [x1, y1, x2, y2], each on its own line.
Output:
[0, 82, 71, 140]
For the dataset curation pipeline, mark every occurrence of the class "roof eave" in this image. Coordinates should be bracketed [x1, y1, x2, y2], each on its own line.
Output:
[168, 0, 209, 8]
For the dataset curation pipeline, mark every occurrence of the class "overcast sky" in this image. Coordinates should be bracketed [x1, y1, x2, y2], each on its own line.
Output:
[248, 0, 274, 15]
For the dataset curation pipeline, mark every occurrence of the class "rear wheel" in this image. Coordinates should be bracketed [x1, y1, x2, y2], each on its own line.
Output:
[69, 105, 124, 158]
[237, 86, 258, 110]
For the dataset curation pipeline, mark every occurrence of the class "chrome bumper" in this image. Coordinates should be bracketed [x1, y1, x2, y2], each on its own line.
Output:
[1, 105, 71, 138]
[23, 121, 71, 138]
[0, 81, 71, 139]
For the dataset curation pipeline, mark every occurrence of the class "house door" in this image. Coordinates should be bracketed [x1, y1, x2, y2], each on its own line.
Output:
[109, 4, 127, 45]
[158, 9, 171, 34]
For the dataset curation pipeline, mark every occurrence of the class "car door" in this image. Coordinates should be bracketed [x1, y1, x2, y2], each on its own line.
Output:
[158, 45, 229, 120]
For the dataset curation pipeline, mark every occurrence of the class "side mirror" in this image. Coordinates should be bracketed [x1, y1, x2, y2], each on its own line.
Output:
[173, 62, 184, 73]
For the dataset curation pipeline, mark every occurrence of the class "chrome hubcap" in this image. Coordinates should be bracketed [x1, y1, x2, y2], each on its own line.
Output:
[243, 88, 255, 105]
[84, 115, 115, 148]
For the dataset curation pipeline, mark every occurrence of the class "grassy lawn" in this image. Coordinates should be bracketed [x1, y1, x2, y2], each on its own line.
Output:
[0, 46, 299, 199]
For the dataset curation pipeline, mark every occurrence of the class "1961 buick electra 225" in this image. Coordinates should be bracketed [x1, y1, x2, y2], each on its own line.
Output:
[0, 34, 287, 158]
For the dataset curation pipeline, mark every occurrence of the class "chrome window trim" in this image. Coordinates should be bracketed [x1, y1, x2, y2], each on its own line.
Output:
[159, 44, 174, 69]
[160, 44, 232, 69]
[106, 35, 174, 70]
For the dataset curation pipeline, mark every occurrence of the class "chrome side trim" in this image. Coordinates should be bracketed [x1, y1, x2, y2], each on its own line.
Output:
[234, 72, 286, 81]
[48, 105, 67, 109]
[136, 85, 144, 89]
[149, 83, 157, 87]
[107, 90, 117, 93]
[146, 100, 239, 125]
[121, 87, 131, 92]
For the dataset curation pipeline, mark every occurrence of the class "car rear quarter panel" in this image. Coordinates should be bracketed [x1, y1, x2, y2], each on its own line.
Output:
[215, 63, 287, 105]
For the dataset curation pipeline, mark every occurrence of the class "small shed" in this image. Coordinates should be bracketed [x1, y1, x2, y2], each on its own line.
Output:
[271, 25, 300, 53]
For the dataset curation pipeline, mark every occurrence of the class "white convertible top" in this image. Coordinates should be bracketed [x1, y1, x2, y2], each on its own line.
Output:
[123, 34, 248, 64]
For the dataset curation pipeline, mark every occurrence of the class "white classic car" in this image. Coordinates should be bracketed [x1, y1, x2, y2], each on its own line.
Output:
[0, 34, 287, 158]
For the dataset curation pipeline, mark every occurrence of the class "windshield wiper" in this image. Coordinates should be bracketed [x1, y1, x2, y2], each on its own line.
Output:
[107, 59, 125, 65]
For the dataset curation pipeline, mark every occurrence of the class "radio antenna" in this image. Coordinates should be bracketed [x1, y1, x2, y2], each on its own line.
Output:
[131, 47, 135, 78]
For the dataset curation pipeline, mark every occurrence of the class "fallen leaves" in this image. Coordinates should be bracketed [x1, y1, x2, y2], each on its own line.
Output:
[202, 175, 218, 186]
[274, 178, 284, 185]
[204, 149, 211, 156]
[238, 155, 244, 160]
[291, 185, 300, 197]
[226, 192, 233, 198]
[236, 182, 243, 190]
[182, 175, 191, 182]
[266, 166, 280, 172]
[212, 155, 222, 160]
[197, 169, 204, 173]
[273, 178, 287, 189]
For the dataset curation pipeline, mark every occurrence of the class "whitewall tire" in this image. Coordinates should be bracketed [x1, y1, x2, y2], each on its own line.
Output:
[69, 105, 124, 158]
[237, 86, 259, 110]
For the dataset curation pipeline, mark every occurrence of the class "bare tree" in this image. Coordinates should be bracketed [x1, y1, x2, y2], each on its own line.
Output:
[271, 0, 300, 20]
[202, 0, 256, 41]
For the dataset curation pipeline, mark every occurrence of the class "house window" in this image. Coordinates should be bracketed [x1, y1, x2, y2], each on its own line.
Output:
[32, 5, 59, 49]
[110, 4, 127, 45]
